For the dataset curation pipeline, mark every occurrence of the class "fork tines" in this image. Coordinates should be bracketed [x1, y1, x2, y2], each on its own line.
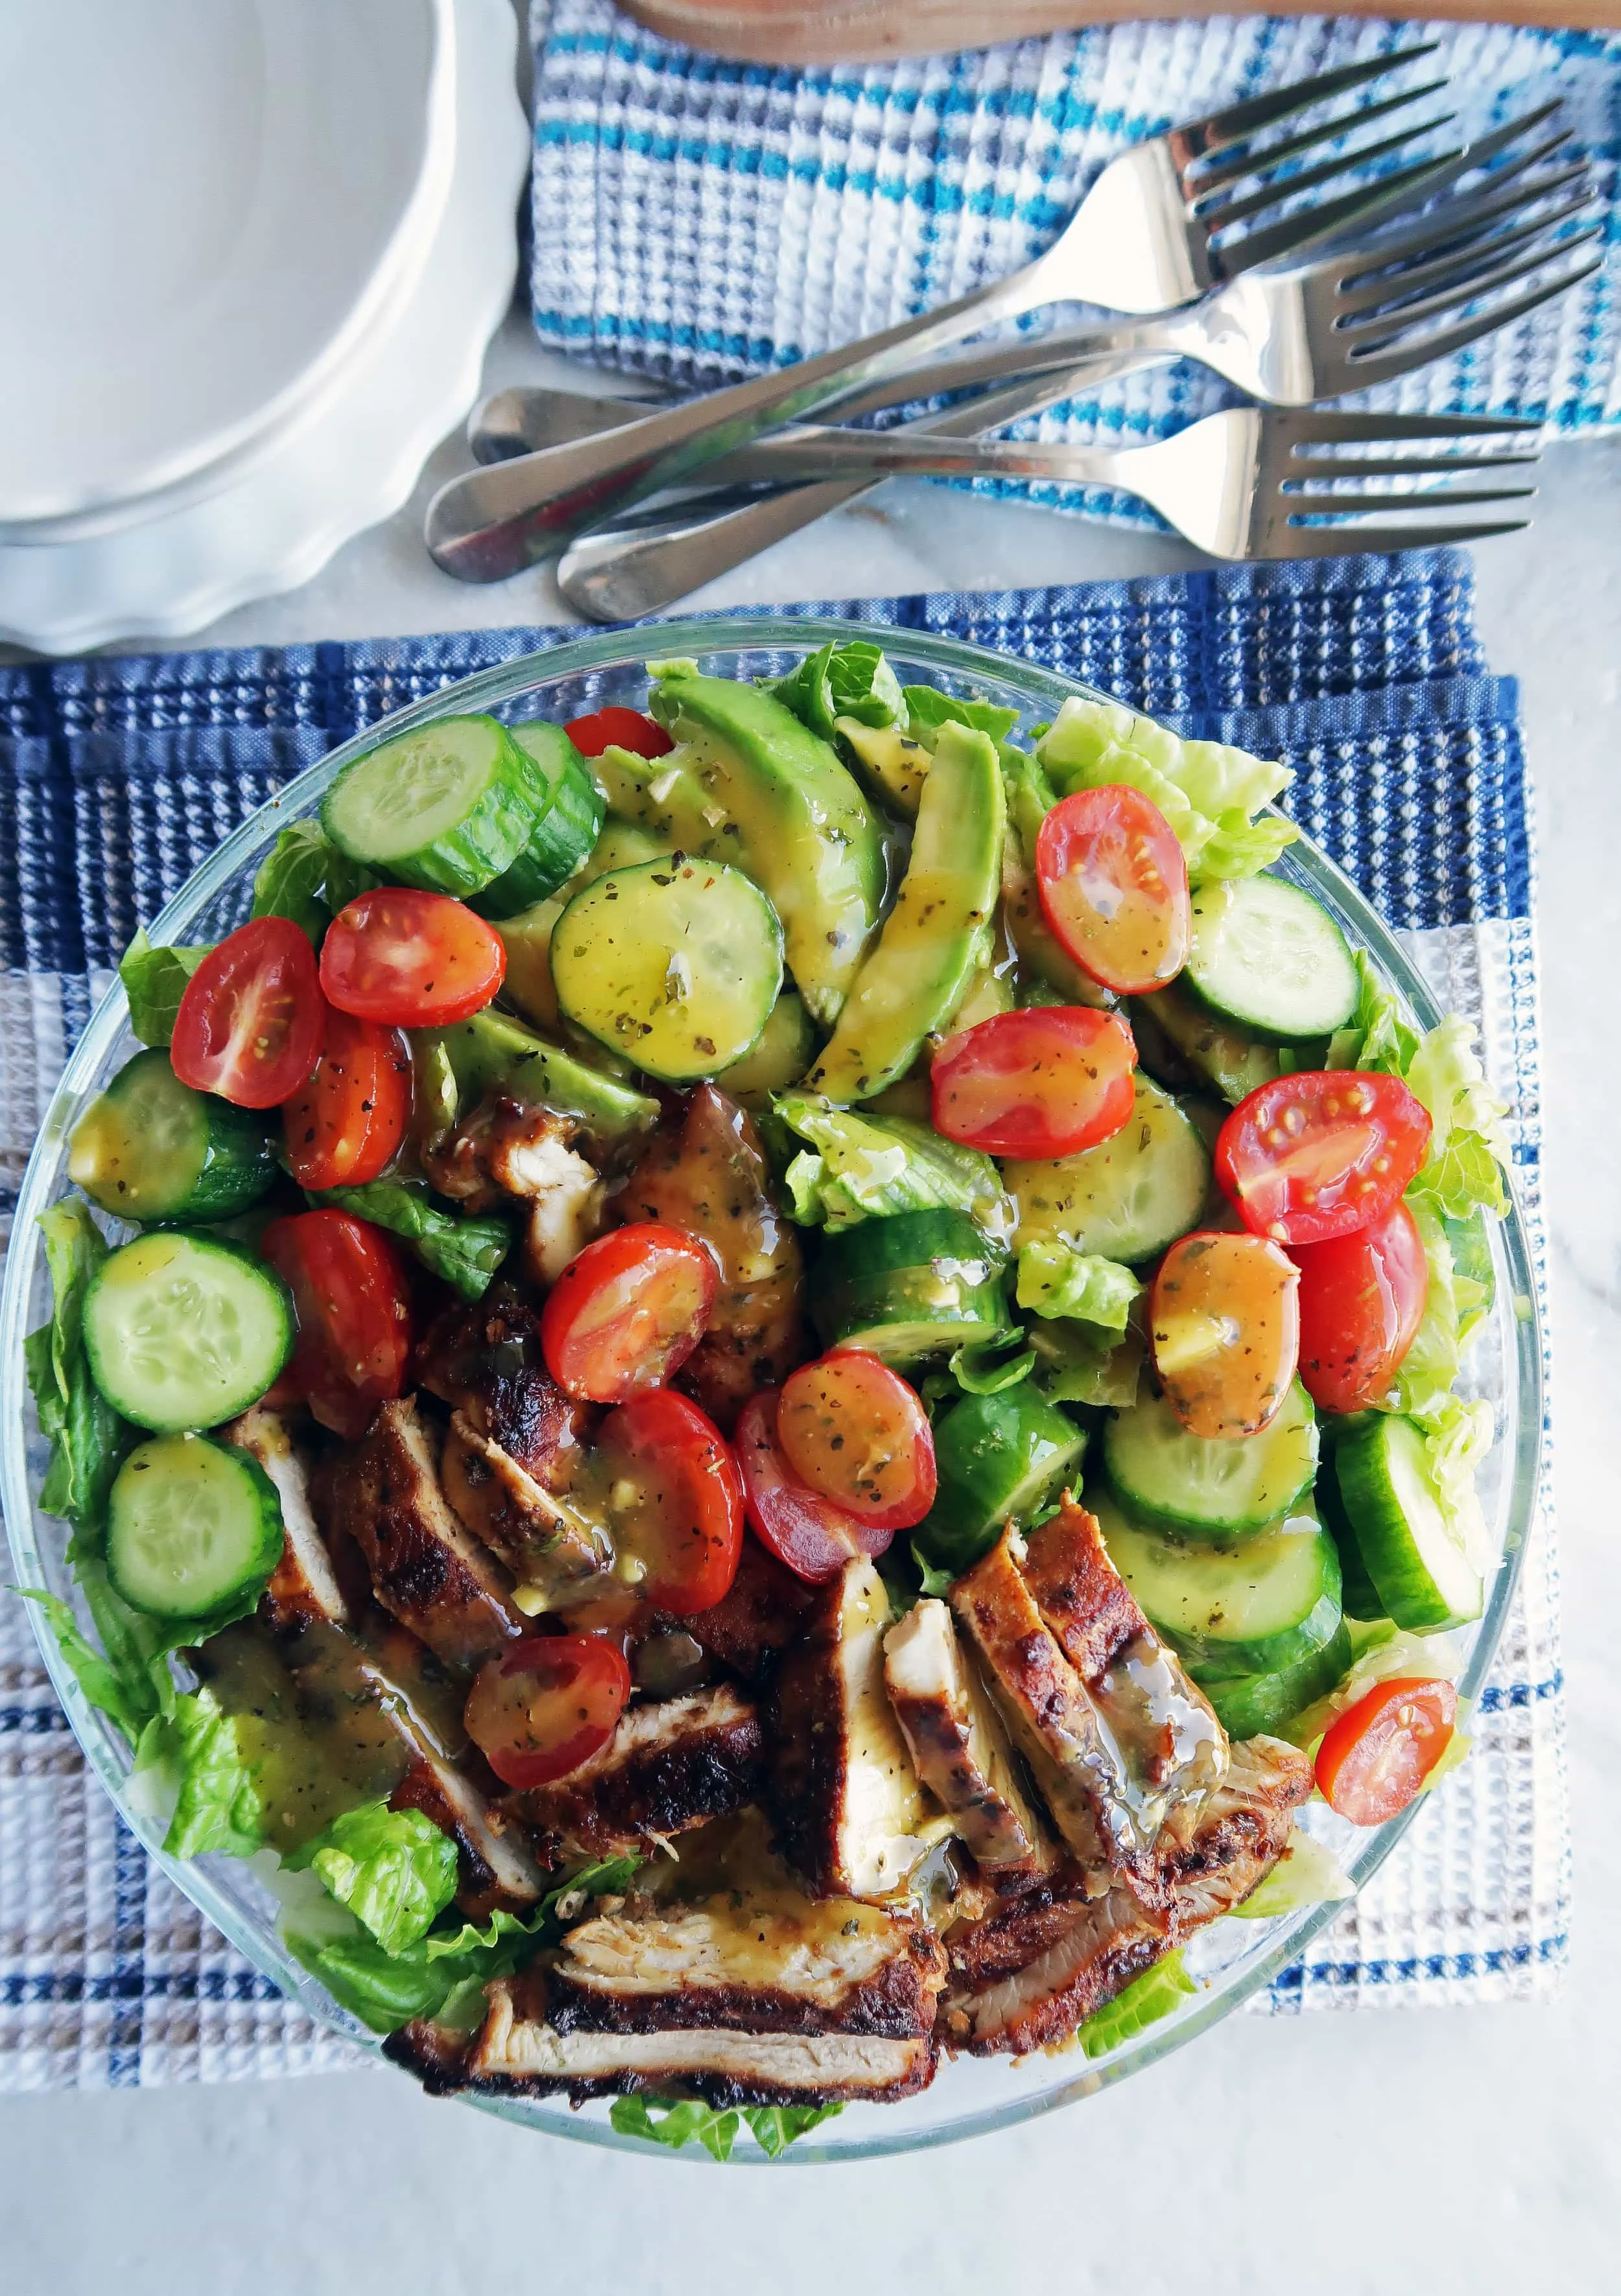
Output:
[1266, 410, 1541, 554]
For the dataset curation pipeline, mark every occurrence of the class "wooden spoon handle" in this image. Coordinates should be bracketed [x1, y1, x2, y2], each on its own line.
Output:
[623, 1, 1621, 66]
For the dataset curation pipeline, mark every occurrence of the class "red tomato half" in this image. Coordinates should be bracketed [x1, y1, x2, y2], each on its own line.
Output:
[1292, 1199, 1430, 1414]
[320, 888, 505, 1028]
[170, 917, 327, 1109]
[931, 1006, 1137, 1159]
[261, 1209, 412, 1439]
[1315, 1676, 1458, 1825]
[776, 1352, 936, 1531]
[596, 1389, 744, 1615]
[735, 1390, 895, 1583]
[465, 1633, 631, 1790]
[281, 1010, 411, 1190]
[1034, 785, 1190, 995]
[564, 707, 674, 761]
[1215, 1071, 1432, 1247]
[541, 1223, 718, 1404]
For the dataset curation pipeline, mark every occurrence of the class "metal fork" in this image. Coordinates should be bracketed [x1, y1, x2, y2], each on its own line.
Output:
[427, 45, 1460, 578]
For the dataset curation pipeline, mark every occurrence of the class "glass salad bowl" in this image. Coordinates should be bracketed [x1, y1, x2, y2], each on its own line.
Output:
[0, 617, 1543, 2161]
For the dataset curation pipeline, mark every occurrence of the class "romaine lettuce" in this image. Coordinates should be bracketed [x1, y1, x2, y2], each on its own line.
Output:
[152, 1686, 269, 1860]
[1015, 1240, 1141, 1333]
[1229, 1827, 1353, 1919]
[775, 1092, 1013, 1242]
[901, 684, 1021, 746]
[289, 1800, 460, 1955]
[311, 1180, 512, 1300]
[117, 929, 213, 1047]
[1335, 954, 1509, 1221]
[1037, 697, 1297, 882]
[770, 639, 904, 743]
[608, 2093, 843, 2160]
[1026, 1316, 1144, 1410]
[1074, 1949, 1196, 2058]
[23, 1199, 130, 1533]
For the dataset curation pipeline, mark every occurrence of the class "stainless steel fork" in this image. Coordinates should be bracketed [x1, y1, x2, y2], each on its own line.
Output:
[427, 45, 1460, 578]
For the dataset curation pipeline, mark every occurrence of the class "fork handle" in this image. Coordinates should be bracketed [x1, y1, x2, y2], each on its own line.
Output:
[556, 349, 1166, 621]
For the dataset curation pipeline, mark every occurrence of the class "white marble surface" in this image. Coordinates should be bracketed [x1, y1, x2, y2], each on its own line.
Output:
[5, 312, 1620, 2294]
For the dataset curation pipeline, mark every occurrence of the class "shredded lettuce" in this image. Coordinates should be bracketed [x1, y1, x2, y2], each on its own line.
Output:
[1074, 1949, 1196, 2059]
[769, 640, 904, 743]
[1037, 697, 1296, 882]
[1336, 954, 1509, 1221]
[288, 1801, 459, 1955]
[1229, 1827, 1353, 1919]
[609, 2094, 842, 2160]
[774, 1092, 1013, 1243]
[117, 928, 213, 1047]
[311, 1180, 512, 1300]
[1016, 1240, 1141, 1334]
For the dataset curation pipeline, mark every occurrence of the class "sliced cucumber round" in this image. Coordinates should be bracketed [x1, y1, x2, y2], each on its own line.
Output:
[810, 1210, 1008, 1362]
[917, 1388, 1087, 1577]
[1103, 1380, 1318, 1541]
[552, 855, 783, 1084]
[321, 713, 550, 899]
[1093, 1485, 1342, 1679]
[67, 1049, 278, 1224]
[1183, 876, 1358, 1044]
[106, 1432, 284, 1622]
[1191, 1622, 1353, 1742]
[1005, 1074, 1209, 1266]
[1314, 1456, 1388, 1622]
[471, 724, 606, 918]
[1334, 1412, 1484, 1631]
[716, 992, 816, 1102]
[82, 1231, 294, 1434]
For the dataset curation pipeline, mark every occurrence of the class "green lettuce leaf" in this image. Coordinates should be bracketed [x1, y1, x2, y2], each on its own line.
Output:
[1229, 1827, 1353, 1919]
[1074, 1949, 1196, 2059]
[999, 742, 1060, 864]
[949, 1328, 1036, 1395]
[24, 1200, 132, 1531]
[288, 1801, 459, 1954]
[913, 1543, 956, 1598]
[311, 1181, 512, 1300]
[608, 2094, 842, 2160]
[150, 1686, 270, 1860]
[1026, 1316, 1144, 1410]
[1282, 1616, 1467, 1755]
[1379, 1198, 1472, 1419]
[14, 1587, 159, 1746]
[902, 684, 1021, 746]
[741, 2103, 845, 2158]
[770, 640, 904, 742]
[251, 822, 332, 943]
[1016, 1240, 1141, 1333]
[118, 928, 213, 1047]
[1404, 1015, 1511, 1220]
[1037, 697, 1296, 882]
[775, 1092, 1013, 1243]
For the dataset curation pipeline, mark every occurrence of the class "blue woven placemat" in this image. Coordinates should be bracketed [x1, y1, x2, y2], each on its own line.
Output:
[0, 550, 1565, 2089]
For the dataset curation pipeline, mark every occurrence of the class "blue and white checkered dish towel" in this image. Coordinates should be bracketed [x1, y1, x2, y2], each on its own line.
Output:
[528, 3, 1621, 527]
[0, 552, 1565, 2090]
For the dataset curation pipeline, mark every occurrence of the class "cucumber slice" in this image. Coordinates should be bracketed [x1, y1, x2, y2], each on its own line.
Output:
[716, 992, 816, 1102]
[471, 725, 606, 918]
[1333, 1414, 1484, 1630]
[552, 856, 784, 1083]
[82, 1232, 294, 1434]
[1005, 1074, 1209, 1266]
[1104, 1380, 1318, 1541]
[1191, 1623, 1353, 1741]
[106, 1432, 284, 1621]
[321, 714, 550, 900]
[427, 1008, 659, 1142]
[67, 1049, 278, 1224]
[1183, 877, 1358, 1044]
[917, 1388, 1088, 1576]
[1313, 1458, 1388, 1622]
[1137, 984, 1281, 1106]
[1093, 1485, 1342, 1678]
[810, 1210, 1009, 1363]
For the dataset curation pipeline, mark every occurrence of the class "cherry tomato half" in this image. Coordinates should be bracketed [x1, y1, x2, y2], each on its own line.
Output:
[735, 1390, 895, 1583]
[776, 1351, 936, 1531]
[261, 1209, 412, 1439]
[564, 707, 674, 761]
[931, 1005, 1137, 1159]
[1292, 1198, 1430, 1415]
[320, 888, 505, 1028]
[541, 1222, 718, 1404]
[1034, 785, 1190, 995]
[464, 1632, 631, 1790]
[170, 916, 327, 1109]
[595, 1388, 744, 1615]
[1214, 1070, 1432, 1248]
[1150, 1231, 1299, 1440]
[1314, 1675, 1458, 1825]
[281, 1009, 411, 1190]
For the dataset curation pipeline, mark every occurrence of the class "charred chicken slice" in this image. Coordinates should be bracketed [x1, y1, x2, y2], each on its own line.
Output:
[423, 1093, 606, 1283]
[883, 1598, 1054, 1882]
[941, 1878, 1172, 2057]
[685, 1530, 813, 1686]
[504, 1685, 766, 1866]
[224, 1403, 349, 1632]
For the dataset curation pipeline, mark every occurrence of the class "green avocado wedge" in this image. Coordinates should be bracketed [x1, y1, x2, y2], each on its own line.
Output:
[418, 1008, 658, 1144]
[806, 721, 1006, 1104]
[596, 669, 886, 1028]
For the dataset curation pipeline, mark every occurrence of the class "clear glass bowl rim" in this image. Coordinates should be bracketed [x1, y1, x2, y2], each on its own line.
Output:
[0, 613, 1544, 2163]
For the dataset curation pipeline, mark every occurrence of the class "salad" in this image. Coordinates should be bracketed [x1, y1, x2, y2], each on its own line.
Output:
[21, 641, 1510, 2155]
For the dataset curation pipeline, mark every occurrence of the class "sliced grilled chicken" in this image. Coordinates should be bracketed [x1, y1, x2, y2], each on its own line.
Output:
[771, 1558, 932, 1899]
[1152, 1734, 1314, 1925]
[416, 1286, 594, 1493]
[324, 1395, 524, 1671]
[224, 1403, 349, 1631]
[621, 1085, 805, 1430]
[423, 1092, 604, 1253]
[883, 1599, 1054, 1881]
[685, 1530, 813, 1686]
[440, 1410, 611, 1592]
[390, 1753, 543, 1920]
[547, 1893, 947, 2036]
[504, 1685, 765, 1865]
[942, 1878, 1172, 2056]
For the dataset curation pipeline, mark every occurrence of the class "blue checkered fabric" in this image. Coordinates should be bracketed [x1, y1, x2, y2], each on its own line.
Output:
[528, 3, 1621, 528]
[0, 550, 1565, 2087]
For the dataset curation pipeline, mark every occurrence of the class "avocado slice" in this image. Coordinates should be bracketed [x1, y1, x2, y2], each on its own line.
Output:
[835, 716, 931, 816]
[805, 721, 1006, 1104]
[417, 1008, 659, 1143]
[595, 670, 886, 1028]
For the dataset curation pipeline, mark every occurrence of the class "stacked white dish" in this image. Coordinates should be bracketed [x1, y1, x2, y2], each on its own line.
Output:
[0, 0, 528, 652]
